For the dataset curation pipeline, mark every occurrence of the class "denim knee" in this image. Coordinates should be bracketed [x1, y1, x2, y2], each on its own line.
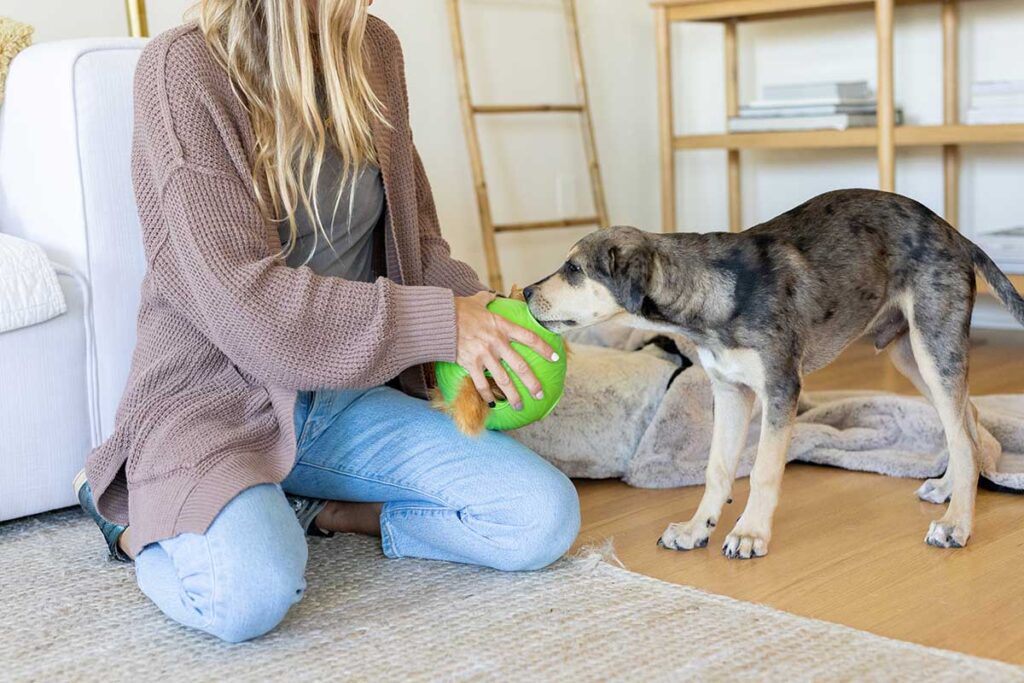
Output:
[138, 485, 309, 643]
[494, 468, 581, 572]
[202, 558, 307, 644]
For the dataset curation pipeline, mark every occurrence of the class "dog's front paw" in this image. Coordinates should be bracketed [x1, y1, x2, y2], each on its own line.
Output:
[658, 519, 711, 551]
[916, 476, 952, 504]
[925, 519, 970, 549]
[722, 529, 769, 559]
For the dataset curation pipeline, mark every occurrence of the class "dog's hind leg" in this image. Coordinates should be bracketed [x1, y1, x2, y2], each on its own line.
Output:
[887, 333, 954, 504]
[659, 379, 754, 551]
[904, 291, 980, 548]
[722, 370, 801, 560]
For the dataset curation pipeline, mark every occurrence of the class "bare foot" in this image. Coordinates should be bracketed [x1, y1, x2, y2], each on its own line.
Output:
[315, 502, 384, 536]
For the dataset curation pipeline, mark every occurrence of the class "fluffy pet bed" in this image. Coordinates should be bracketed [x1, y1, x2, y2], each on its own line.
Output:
[511, 324, 1024, 492]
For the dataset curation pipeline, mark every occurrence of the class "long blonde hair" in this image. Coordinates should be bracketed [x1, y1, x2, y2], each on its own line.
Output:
[198, 0, 388, 254]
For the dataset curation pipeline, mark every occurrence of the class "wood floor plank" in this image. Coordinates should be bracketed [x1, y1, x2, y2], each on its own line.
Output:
[573, 330, 1024, 664]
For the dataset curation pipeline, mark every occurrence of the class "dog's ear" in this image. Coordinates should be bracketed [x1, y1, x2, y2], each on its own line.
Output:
[607, 244, 651, 314]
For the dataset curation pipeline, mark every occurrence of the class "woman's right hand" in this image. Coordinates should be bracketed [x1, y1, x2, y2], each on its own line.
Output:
[454, 291, 559, 410]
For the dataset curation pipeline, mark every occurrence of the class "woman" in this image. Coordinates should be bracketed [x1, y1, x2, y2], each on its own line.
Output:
[76, 0, 580, 643]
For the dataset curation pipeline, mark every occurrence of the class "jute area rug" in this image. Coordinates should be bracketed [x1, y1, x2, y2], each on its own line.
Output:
[3, 510, 1021, 682]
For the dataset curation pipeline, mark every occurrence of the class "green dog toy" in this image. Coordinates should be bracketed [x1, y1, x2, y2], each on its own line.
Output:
[434, 298, 567, 431]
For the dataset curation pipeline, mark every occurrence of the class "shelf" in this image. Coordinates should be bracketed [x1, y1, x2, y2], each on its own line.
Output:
[673, 124, 1024, 150]
[651, 0, 967, 23]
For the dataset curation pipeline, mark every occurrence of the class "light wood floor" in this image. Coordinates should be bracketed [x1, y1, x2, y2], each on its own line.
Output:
[572, 329, 1024, 665]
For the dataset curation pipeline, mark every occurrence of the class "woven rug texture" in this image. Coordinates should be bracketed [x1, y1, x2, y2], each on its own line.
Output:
[2, 510, 1022, 682]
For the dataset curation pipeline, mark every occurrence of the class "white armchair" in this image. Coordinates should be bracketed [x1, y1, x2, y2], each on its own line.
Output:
[0, 39, 148, 521]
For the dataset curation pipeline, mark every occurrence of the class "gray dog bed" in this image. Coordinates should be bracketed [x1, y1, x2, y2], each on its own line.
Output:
[511, 324, 1024, 492]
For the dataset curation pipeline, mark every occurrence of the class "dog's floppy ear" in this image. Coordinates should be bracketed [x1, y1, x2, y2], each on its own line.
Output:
[607, 244, 651, 314]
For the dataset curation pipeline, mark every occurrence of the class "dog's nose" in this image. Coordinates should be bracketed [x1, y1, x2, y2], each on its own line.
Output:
[523, 286, 535, 302]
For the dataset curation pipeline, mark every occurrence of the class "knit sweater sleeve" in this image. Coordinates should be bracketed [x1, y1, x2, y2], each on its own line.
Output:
[157, 164, 457, 391]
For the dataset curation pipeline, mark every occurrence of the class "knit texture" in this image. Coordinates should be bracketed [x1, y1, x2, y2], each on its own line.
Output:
[6, 511, 1024, 680]
[86, 20, 485, 555]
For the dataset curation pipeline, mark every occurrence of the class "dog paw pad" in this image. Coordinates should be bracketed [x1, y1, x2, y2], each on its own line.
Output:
[658, 521, 711, 551]
[916, 477, 952, 504]
[722, 532, 768, 560]
[924, 520, 969, 549]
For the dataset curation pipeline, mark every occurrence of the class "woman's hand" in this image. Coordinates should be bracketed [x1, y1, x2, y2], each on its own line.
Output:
[454, 291, 558, 410]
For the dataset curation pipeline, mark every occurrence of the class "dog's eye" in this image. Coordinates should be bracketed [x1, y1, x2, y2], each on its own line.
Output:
[565, 261, 581, 274]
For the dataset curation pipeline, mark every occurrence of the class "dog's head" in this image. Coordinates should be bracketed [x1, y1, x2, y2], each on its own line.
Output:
[524, 226, 655, 333]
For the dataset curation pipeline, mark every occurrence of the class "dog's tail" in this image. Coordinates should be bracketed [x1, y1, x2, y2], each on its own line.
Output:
[972, 242, 1024, 326]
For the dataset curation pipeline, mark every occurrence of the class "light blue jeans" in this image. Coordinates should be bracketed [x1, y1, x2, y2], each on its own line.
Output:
[135, 386, 580, 643]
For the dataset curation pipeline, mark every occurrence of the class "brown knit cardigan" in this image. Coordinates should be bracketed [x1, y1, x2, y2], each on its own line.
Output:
[86, 20, 485, 555]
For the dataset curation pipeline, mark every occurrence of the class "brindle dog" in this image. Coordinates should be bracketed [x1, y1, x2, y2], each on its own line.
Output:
[524, 189, 1024, 559]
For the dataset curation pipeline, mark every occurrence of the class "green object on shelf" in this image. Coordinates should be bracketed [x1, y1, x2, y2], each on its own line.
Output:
[434, 298, 568, 431]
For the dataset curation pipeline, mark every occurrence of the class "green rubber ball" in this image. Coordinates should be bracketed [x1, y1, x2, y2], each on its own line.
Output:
[434, 297, 567, 431]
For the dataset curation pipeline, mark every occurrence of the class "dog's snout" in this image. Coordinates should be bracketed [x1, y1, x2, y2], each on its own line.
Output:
[523, 286, 535, 302]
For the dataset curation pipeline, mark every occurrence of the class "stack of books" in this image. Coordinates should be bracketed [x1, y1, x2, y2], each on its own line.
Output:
[965, 80, 1024, 125]
[728, 80, 901, 133]
[975, 226, 1024, 273]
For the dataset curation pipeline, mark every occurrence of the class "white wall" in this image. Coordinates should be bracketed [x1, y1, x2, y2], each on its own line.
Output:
[370, 0, 659, 287]
[3, 0, 1022, 310]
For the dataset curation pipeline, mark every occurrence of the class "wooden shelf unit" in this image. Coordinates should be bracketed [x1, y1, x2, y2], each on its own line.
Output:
[652, 0, 969, 23]
[675, 124, 1024, 150]
[652, 0, 1024, 294]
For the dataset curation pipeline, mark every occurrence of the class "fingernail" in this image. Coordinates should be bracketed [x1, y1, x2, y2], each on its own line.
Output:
[488, 401, 496, 409]
[551, 353, 560, 362]
[513, 403, 523, 411]
[535, 391, 545, 400]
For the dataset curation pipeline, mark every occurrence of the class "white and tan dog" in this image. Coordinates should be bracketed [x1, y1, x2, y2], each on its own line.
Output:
[524, 189, 1024, 559]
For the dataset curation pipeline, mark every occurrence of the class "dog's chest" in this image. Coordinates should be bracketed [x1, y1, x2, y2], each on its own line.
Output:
[696, 347, 764, 389]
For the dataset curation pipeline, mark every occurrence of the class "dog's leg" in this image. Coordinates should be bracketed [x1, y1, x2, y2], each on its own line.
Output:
[722, 372, 800, 560]
[888, 333, 954, 504]
[659, 380, 754, 551]
[903, 296, 980, 549]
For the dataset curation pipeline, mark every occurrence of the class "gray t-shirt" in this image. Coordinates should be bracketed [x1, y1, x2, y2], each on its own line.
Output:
[280, 147, 385, 281]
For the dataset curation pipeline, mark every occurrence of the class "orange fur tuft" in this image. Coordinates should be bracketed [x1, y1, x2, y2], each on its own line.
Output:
[451, 376, 490, 436]
[429, 386, 448, 412]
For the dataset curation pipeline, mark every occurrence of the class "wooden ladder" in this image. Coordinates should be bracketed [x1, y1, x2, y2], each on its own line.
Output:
[447, 0, 610, 291]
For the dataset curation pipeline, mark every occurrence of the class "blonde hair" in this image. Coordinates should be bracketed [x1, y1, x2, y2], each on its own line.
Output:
[198, 0, 388, 255]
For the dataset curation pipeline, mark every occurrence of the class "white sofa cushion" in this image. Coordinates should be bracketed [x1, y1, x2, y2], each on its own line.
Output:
[0, 269, 93, 520]
[0, 39, 147, 439]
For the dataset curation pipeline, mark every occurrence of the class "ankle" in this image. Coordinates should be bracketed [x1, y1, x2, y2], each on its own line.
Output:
[117, 527, 137, 560]
[315, 502, 383, 537]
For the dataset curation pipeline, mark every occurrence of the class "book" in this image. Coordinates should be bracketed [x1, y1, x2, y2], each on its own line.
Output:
[969, 93, 1024, 110]
[746, 96, 875, 109]
[965, 108, 1024, 125]
[762, 80, 871, 103]
[975, 227, 1024, 272]
[727, 112, 901, 133]
[739, 103, 877, 118]
[970, 80, 1024, 98]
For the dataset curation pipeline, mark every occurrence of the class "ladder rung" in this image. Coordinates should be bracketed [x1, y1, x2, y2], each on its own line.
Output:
[473, 104, 585, 115]
[494, 216, 600, 233]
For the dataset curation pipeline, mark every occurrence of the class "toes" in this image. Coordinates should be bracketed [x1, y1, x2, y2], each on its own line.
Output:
[924, 520, 970, 549]
[722, 533, 768, 560]
[916, 478, 952, 504]
[658, 522, 710, 551]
